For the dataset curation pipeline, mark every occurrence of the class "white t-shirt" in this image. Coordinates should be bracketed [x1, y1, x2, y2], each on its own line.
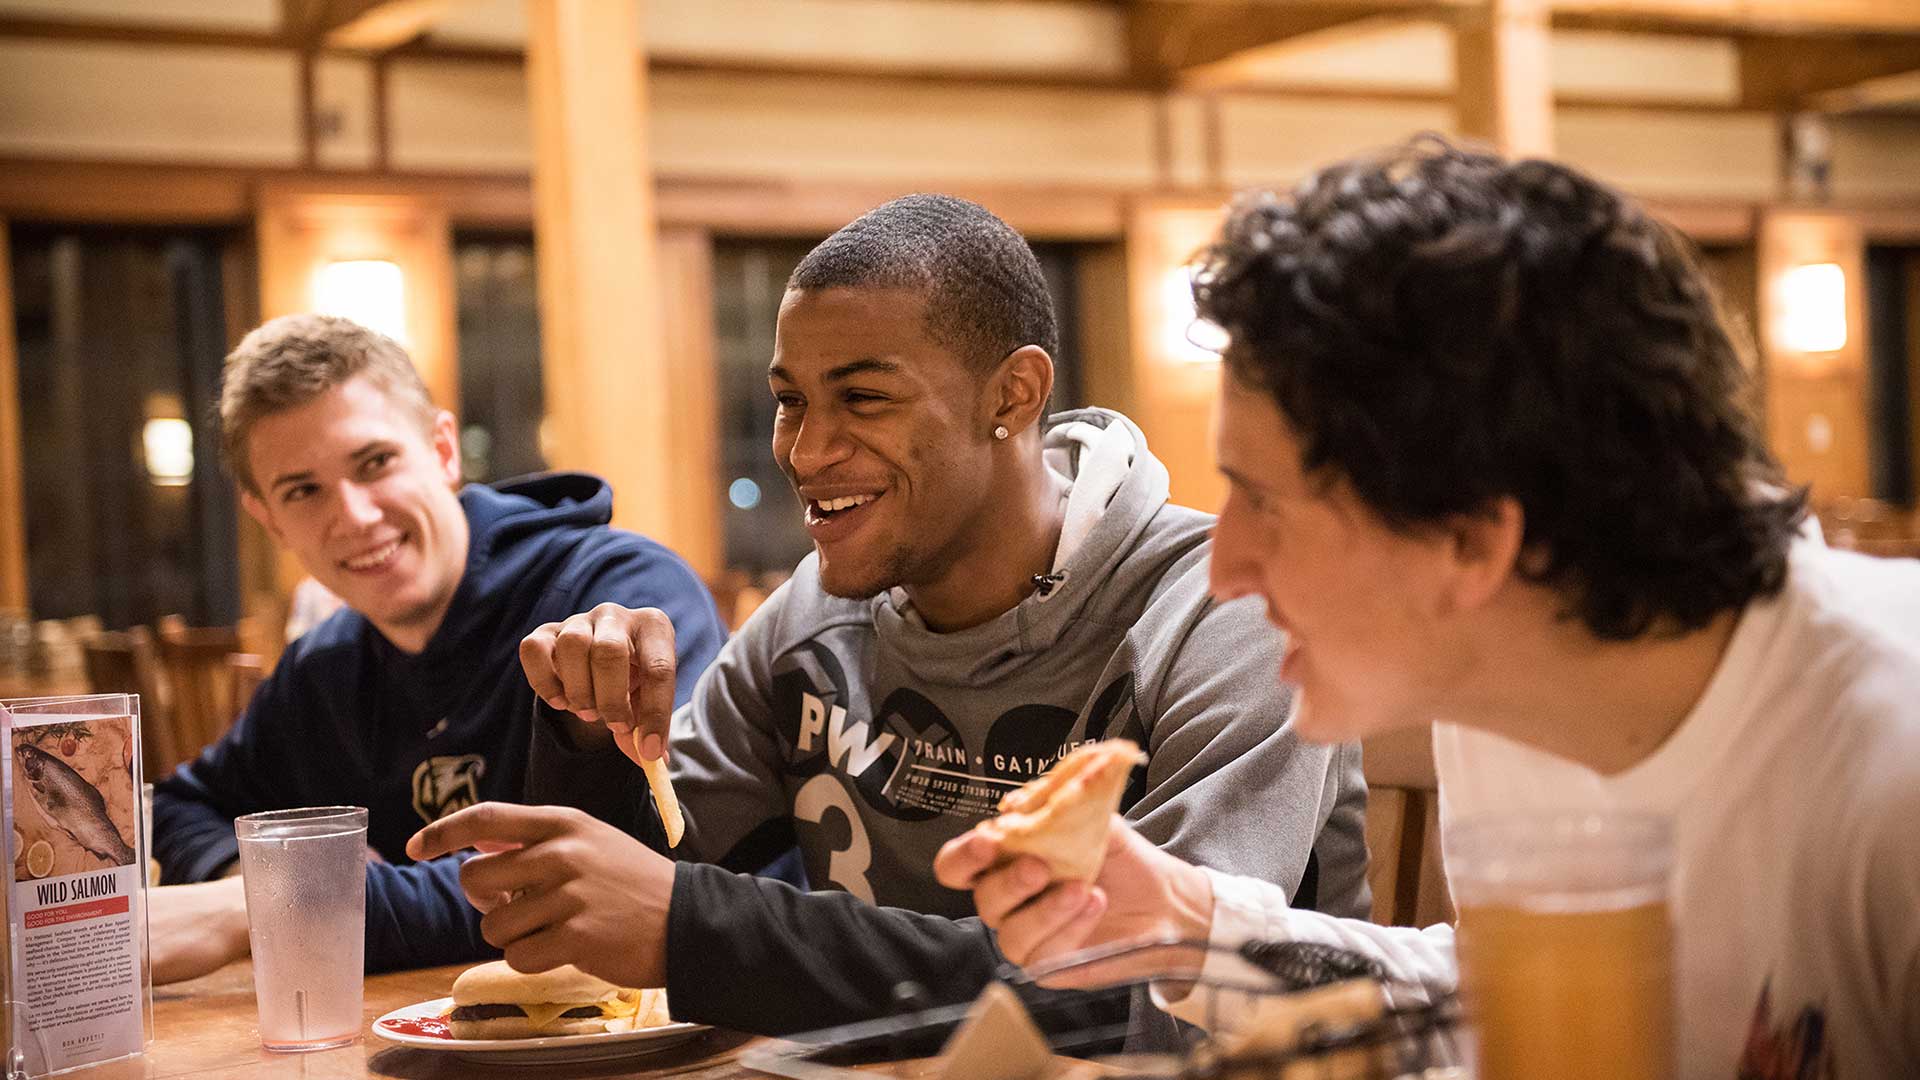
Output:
[1179, 541, 1920, 1079]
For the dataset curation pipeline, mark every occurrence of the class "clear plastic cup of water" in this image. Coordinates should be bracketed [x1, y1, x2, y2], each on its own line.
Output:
[234, 806, 368, 1052]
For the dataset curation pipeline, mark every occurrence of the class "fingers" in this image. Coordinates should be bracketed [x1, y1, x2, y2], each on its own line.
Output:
[520, 605, 674, 758]
[995, 882, 1107, 968]
[625, 609, 676, 760]
[549, 611, 604, 722]
[589, 607, 643, 730]
[519, 623, 568, 712]
[933, 828, 1002, 890]
[478, 879, 581, 951]
[969, 856, 1053, 926]
[406, 802, 569, 862]
[501, 926, 577, 977]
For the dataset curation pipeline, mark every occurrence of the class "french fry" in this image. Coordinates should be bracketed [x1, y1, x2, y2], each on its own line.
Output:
[633, 730, 684, 848]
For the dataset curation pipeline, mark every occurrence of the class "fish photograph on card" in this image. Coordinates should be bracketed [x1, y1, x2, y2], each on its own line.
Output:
[11, 717, 138, 878]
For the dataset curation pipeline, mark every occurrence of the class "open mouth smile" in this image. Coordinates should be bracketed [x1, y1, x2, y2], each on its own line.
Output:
[802, 492, 883, 541]
[340, 537, 405, 574]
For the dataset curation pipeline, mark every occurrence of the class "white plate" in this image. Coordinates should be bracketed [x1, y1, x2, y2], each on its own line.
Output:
[372, 996, 711, 1065]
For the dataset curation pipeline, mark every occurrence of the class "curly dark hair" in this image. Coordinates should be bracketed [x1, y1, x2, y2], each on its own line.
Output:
[1193, 137, 1806, 640]
[789, 193, 1058, 372]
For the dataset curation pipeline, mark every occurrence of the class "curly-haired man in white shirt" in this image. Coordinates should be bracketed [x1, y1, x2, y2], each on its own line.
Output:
[938, 139, 1920, 1080]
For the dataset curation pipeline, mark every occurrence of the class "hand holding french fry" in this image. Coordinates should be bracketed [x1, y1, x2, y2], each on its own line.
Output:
[520, 603, 683, 846]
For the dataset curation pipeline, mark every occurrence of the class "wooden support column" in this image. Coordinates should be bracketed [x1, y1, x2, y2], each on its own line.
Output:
[1454, 0, 1554, 158]
[655, 227, 722, 581]
[1757, 210, 1872, 504]
[0, 220, 26, 610]
[524, 0, 675, 543]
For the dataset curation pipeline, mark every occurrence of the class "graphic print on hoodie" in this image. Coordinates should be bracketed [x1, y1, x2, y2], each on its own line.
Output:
[672, 408, 1371, 920]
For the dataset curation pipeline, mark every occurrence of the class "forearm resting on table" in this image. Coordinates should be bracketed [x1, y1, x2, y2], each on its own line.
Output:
[149, 877, 251, 985]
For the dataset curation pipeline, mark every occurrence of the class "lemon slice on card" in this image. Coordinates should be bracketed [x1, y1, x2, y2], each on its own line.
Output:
[26, 840, 54, 878]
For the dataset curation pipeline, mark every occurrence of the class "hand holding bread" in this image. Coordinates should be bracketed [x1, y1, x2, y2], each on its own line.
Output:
[973, 739, 1145, 881]
[935, 739, 1215, 982]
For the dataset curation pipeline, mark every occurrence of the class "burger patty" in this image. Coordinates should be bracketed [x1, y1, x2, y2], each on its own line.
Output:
[449, 1004, 605, 1021]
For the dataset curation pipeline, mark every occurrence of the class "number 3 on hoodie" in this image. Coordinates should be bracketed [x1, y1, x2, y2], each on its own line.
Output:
[793, 773, 875, 903]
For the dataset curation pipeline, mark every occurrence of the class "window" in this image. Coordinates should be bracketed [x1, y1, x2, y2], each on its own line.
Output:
[8, 225, 244, 627]
[453, 232, 547, 483]
[1866, 245, 1917, 505]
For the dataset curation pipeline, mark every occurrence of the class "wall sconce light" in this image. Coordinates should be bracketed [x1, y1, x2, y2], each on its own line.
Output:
[1775, 262, 1847, 354]
[313, 258, 409, 344]
[142, 417, 194, 486]
[1159, 266, 1227, 365]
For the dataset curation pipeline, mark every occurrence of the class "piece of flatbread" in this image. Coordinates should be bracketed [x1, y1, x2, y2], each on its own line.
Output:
[977, 739, 1145, 881]
[633, 732, 684, 848]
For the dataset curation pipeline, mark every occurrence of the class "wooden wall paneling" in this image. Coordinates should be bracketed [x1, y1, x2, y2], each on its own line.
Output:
[0, 159, 535, 227]
[655, 227, 723, 581]
[654, 180, 1127, 241]
[0, 219, 25, 609]
[1648, 198, 1758, 245]
[1757, 210, 1873, 502]
[1123, 197, 1230, 513]
[0, 159, 254, 224]
[523, 0, 677, 546]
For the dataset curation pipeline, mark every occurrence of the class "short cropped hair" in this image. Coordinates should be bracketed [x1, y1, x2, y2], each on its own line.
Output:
[219, 313, 435, 494]
[788, 194, 1059, 372]
[1193, 137, 1806, 640]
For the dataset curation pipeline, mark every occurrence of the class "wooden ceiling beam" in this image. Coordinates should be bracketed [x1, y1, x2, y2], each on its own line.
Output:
[1128, 0, 1445, 86]
[1738, 35, 1920, 110]
[1807, 68, 1920, 113]
[1551, 0, 1920, 38]
[284, 0, 454, 52]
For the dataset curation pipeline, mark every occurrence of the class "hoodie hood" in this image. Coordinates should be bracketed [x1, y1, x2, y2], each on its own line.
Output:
[374, 472, 616, 699]
[873, 407, 1185, 684]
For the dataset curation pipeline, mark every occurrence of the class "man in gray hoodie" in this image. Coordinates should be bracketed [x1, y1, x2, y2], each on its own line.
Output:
[409, 194, 1368, 1035]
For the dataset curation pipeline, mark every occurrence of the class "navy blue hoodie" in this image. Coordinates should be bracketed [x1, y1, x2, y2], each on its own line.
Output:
[152, 473, 725, 971]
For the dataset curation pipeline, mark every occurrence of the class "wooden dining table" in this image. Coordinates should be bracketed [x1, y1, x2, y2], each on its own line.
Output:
[68, 960, 780, 1080]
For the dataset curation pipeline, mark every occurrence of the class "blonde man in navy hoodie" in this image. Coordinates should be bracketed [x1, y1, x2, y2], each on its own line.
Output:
[147, 314, 725, 984]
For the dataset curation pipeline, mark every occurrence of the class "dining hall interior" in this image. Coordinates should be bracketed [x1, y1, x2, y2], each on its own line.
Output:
[1, 0, 1919, 940]
[0, 1, 1918, 1076]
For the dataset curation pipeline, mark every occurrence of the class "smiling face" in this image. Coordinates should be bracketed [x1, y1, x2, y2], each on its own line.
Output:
[241, 375, 469, 652]
[770, 286, 1000, 599]
[1209, 370, 1468, 743]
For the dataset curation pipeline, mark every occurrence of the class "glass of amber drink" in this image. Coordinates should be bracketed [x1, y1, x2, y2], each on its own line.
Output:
[1451, 812, 1674, 1080]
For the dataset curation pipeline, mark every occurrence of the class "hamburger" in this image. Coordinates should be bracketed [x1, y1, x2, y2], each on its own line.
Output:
[447, 961, 671, 1039]
[976, 739, 1146, 881]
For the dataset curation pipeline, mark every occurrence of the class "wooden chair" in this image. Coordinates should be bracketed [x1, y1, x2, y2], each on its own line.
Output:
[81, 627, 177, 781]
[1361, 725, 1454, 928]
[154, 617, 244, 772]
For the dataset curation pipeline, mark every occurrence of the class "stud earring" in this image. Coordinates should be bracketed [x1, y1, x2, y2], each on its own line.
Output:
[993, 425, 1010, 440]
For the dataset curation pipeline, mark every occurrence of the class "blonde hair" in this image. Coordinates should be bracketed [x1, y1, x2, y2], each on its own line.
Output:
[219, 313, 435, 493]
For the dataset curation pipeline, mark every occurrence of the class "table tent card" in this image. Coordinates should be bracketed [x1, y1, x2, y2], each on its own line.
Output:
[1, 694, 150, 1077]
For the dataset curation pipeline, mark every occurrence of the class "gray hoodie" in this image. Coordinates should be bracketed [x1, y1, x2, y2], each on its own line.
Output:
[660, 408, 1369, 1032]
